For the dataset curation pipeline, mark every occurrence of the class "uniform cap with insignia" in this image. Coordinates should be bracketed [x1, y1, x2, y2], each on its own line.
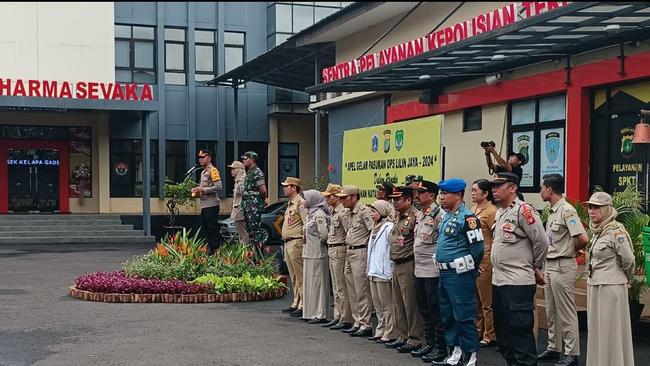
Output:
[335, 185, 359, 197]
[321, 183, 342, 196]
[280, 176, 302, 187]
[375, 181, 395, 192]
[438, 178, 466, 193]
[490, 172, 520, 186]
[585, 191, 613, 206]
[227, 160, 245, 170]
[414, 180, 439, 194]
[388, 186, 414, 198]
[197, 149, 212, 158]
[240, 151, 258, 160]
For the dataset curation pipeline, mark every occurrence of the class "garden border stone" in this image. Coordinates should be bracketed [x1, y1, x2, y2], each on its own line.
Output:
[68, 286, 287, 303]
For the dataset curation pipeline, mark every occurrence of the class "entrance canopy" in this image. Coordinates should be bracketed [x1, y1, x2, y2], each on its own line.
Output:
[306, 2, 650, 93]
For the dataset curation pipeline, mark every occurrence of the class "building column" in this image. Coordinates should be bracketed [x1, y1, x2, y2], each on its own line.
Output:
[142, 112, 151, 236]
[268, 116, 279, 203]
[98, 120, 111, 213]
[565, 86, 590, 202]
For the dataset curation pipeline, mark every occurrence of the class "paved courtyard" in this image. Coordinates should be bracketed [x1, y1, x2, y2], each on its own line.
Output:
[1, 243, 649, 366]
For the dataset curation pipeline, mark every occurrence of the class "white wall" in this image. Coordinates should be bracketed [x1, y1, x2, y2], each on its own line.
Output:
[0, 2, 115, 83]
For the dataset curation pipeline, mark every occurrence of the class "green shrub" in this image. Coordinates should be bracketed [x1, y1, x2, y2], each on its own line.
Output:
[191, 272, 285, 295]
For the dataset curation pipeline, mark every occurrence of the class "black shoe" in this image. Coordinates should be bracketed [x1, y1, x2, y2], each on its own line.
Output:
[281, 306, 297, 314]
[350, 327, 372, 337]
[289, 309, 303, 318]
[480, 339, 497, 348]
[323, 319, 339, 327]
[538, 349, 561, 361]
[554, 355, 578, 366]
[307, 318, 328, 325]
[330, 322, 351, 330]
[423, 348, 448, 364]
[397, 343, 421, 353]
[385, 340, 405, 349]
[342, 326, 360, 334]
[368, 335, 382, 341]
[411, 344, 434, 357]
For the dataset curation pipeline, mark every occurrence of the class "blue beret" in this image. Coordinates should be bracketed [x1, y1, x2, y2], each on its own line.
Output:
[438, 178, 466, 193]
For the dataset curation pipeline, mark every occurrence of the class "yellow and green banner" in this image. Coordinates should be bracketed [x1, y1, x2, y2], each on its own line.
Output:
[342, 115, 443, 203]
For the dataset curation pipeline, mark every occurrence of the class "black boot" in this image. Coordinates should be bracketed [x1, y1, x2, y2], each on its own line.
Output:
[423, 347, 448, 364]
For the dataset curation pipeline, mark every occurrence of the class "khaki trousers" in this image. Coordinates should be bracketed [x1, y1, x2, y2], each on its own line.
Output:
[284, 238, 304, 309]
[235, 220, 249, 245]
[369, 276, 396, 339]
[344, 247, 372, 328]
[303, 257, 330, 320]
[328, 245, 351, 323]
[392, 260, 424, 346]
[544, 258, 580, 355]
[476, 259, 496, 342]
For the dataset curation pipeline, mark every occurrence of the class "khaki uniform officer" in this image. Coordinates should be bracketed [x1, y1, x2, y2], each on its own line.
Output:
[281, 177, 308, 318]
[192, 149, 222, 254]
[538, 174, 588, 366]
[228, 160, 249, 245]
[386, 186, 424, 353]
[491, 172, 548, 366]
[336, 185, 374, 336]
[321, 184, 353, 330]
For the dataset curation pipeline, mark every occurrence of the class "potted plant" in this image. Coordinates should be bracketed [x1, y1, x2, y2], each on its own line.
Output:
[162, 177, 195, 236]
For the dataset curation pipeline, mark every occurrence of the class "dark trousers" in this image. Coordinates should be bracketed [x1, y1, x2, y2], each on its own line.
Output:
[439, 270, 480, 353]
[201, 205, 221, 253]
[493, 284, 537, 366]
[415, 276, 446, 349]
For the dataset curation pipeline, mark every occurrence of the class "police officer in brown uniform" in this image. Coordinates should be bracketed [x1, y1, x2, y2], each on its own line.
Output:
[376, 181, 395, 201]
[386, 186, 424, 353]
[412, 180, 448, 363]
[491, 172, 548, 366]
[538, 174, 588, 366]
[192, 150, 223, 253]
[321, 183, 353, 330]
[281, 177, 308, 318]
[336, 185, 374, 336]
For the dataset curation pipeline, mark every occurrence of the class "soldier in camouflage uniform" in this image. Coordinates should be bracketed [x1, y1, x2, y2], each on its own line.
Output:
[241, 151, 268, 246]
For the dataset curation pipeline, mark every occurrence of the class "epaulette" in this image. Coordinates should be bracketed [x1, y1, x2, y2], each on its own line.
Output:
[210, 167, 220, 181]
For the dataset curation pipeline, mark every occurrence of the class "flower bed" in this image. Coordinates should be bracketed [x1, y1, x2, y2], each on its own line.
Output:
[69, 229, 287, 303]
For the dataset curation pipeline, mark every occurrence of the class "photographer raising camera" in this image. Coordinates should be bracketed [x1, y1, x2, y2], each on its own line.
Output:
[482, 141, 526, 185]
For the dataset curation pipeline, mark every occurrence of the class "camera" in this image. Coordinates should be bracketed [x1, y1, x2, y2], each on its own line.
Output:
[480, 141, 496, 149]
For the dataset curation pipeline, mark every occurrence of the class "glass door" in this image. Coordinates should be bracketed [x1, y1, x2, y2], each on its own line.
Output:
[8, 148, 60, 213]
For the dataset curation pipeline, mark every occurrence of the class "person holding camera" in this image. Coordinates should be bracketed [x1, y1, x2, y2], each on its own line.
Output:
[482, 141, 526, 184]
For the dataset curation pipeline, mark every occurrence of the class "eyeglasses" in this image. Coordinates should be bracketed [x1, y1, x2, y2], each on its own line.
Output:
[587, 204, 603, 210]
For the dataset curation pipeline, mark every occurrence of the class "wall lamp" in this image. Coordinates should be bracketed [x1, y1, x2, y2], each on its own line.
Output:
[485, 72, 503, 85]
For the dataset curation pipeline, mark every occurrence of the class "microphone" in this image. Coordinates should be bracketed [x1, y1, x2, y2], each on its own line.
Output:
[183, 165, 201, 179]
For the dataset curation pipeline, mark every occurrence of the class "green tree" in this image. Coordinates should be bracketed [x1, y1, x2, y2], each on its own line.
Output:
[163, 177, 195, 228]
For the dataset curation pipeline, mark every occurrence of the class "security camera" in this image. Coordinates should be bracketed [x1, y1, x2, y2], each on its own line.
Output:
[485, 72, 502, 85]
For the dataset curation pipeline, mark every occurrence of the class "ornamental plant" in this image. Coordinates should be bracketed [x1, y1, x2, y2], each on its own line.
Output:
[163, 177, 195, 228]
[75, 271, 212, 294]
[191, 272, 285, 295]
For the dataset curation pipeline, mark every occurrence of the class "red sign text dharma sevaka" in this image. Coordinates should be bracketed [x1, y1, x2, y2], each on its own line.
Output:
[0, 79, 153, 101]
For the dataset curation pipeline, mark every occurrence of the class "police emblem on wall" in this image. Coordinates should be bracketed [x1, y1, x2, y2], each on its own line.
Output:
[620, 127, 635, 158]
[371, 133, 379, 152]
[395, 130, 404, 151]
[516, 134, 530, 163]
[114, 162, 128, 176]
[545, 131, 560, 163]
[383, 129, 391, 153]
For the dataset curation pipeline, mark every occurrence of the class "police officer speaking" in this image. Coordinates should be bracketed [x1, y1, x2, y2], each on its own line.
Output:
[435, 178, 484, 366]
[192, 149, 222, 253]
[491, 172, 548, 366]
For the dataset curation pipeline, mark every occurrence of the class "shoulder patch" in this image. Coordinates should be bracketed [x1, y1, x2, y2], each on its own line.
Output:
[521, 203, 536, 225]
[210, 167, 221, 182]
[466, 216, 478, 230]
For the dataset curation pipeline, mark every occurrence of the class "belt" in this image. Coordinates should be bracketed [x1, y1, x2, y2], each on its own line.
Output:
[348, 245, 367, 250]
[393, 256, 414, 265]
[283, 237, 302, 242]
[436, 261, 458, 270]
[327, 243, 346, 248]
[547, 256, 574, 261]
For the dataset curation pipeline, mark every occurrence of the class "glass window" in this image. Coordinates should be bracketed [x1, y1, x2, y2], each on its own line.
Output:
[511, 100, 536, 125]
[539, 94, 566, 122]
[315, 6, 338, 22]
[195, 30, 214, 43]
[115, 24, 156, 84]
[165, 43, 185, 70]
[463, 107, 482, 132]
[164, 28, 185, 42]
[134, 41, 154, 68]
[278, 143, 299, 197]
[275, 4, 292, 33]
[224, 31, 244, 45]
[115, 40, 131, 68]
[165, 141, 188, 184]
[164, 72, 186, 85]
[110, 139, 158, 198]
[225, 47, 244, 73]
[293, 5, 314, 32]
[195, 45, 214, 73]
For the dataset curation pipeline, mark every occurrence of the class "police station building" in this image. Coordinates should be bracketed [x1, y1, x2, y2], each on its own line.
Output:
[0, 2, 351, 216]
